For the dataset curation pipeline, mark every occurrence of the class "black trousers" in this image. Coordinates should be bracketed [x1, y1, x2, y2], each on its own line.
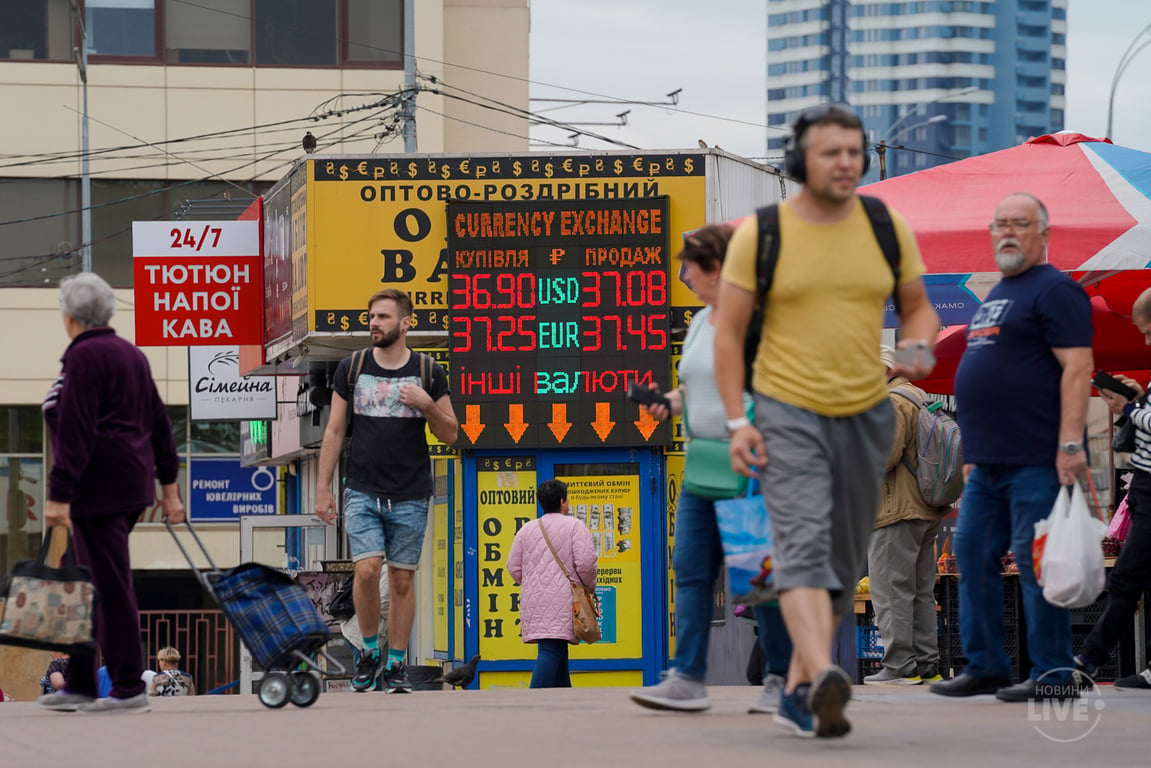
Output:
[1081, 470, 1151, 668]
[64, 509, 147, 699]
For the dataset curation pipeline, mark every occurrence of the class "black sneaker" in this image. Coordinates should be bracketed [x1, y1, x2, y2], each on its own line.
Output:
[385, 662, 413, 694]
[352, 653, 383, 692]
[1114, 668, 1151, 691]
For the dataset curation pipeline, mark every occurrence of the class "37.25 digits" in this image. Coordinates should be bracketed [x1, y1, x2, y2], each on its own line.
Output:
[449, 270, 667, 310]
[450, 314, 667, 353]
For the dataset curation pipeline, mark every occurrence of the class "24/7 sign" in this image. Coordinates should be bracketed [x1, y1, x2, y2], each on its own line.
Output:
[132, 221, 262, 346]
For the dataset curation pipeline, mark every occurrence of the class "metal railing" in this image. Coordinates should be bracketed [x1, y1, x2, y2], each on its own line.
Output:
[139, 610, 238, 694]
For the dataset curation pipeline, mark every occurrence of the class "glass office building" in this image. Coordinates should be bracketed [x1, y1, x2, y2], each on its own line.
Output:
[766, 0, 1067, 180]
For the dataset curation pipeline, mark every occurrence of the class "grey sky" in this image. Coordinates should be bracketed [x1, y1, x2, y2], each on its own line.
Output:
[528, 1, 1151, 158]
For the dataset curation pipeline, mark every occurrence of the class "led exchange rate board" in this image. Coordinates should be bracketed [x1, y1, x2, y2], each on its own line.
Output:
[448, 197, 672, 449]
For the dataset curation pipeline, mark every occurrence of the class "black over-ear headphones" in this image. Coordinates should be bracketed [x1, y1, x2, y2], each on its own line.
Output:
[783, 104, 871, 183]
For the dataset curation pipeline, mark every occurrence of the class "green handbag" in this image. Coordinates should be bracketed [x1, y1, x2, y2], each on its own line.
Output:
[683, 437, 748, 500]
[680, 398, 748, 500]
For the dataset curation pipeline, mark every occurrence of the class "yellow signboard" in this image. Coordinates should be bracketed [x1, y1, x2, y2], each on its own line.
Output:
[480, 669, 642, 690]
[476, 461, 538, 661]
[306, 154, 707, 333]
[556, 470, 643, 660]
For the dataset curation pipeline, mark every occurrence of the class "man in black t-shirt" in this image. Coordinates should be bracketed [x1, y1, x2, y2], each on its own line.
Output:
[316, 288, 459, 693]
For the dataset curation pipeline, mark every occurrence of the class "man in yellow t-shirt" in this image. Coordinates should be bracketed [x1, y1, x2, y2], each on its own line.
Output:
[713, 104, 939, 739]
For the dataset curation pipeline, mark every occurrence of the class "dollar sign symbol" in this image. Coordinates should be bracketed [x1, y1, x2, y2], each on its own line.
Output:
[544, 162, 553, 179]
[339, 164, 348, 181]
[614, 159, 623, 175]
[340, 316, 349, 331]
[408, 162, 418, 178]
[512, 160, 522, 177]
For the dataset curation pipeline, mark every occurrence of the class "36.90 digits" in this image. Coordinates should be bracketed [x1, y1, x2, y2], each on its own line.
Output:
[449, 270, 667, 310]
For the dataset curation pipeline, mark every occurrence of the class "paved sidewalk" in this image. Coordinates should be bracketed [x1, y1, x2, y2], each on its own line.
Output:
[2, 684, 1148, 767]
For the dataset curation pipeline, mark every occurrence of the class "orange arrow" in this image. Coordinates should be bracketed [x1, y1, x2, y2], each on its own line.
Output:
[548, 403, 572, 442]
[461, 404, 486, 443]
[505, 403, 529, 443]
[634, 408, 660, 440]
[591, 402, 615, 441]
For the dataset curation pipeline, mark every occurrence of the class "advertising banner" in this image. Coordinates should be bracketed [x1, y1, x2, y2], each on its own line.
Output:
[188, 346, 277, 421]
[132, 221, 262, 346]
[188, 457, 278, 522]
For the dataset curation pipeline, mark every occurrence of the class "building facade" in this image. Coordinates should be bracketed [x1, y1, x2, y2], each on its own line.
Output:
[766, 0, 1067, 179]
[0, 0, 530, 575]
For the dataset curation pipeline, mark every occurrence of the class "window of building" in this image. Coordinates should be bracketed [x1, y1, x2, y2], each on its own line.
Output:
[86, 0, 157, 58]
[165, 0, 250, 64]
[0, 406, 46, 576]
[0, 179, 81, 287]
[346, 0, 401, 64]
[0, 0, 73, 60]
[2, 1, 402, 68]
[254, 0, 337, 66]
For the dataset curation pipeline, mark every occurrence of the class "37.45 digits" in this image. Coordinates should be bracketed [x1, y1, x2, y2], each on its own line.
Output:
[449, 270, 667, 310]
[450, 314, 667, 353]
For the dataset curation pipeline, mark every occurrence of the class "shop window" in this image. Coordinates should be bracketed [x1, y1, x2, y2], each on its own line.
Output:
[86, 0, 157, 58]
[0, 406, 46, 576]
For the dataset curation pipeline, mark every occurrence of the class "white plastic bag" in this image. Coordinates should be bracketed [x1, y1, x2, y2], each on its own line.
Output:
[1039, 483, 1108, 608]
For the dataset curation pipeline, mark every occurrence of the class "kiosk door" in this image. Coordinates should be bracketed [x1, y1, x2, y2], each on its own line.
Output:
[464, 448, 666, 688]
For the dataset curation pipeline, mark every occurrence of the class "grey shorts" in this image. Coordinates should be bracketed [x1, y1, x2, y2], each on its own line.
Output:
[754, 393, 894, 616]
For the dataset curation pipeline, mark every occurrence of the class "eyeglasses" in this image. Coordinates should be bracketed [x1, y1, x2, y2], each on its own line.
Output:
[990, 218, 1038, 232]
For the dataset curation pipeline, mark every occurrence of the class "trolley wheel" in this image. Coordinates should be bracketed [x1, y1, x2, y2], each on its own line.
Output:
[258, 672, 292, 709]
[289, 670, 321, 708]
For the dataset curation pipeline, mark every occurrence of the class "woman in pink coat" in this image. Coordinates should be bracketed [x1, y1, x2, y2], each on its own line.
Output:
[507, 479, 598, 688]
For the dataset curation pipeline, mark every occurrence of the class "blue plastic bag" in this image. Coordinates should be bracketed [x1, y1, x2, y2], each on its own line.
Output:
[714, 488, 776, 605]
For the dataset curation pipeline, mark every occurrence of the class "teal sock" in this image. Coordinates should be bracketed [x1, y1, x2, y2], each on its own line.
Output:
[386, 648, 406, 671]
[363, 635, 379, 658]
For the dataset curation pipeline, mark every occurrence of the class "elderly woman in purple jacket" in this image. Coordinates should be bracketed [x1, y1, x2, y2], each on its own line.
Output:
[508, 479, 598, 688]
[37, 272, 184, 715]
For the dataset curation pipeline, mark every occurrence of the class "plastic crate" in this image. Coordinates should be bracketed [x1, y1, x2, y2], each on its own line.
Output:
[856, 659, 884, 684]
[856, 625, 885, 660]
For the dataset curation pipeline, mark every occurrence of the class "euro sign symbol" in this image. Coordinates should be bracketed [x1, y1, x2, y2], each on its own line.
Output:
[339, 164, 349, 181]
[340, 315, 349, 331]
[357, 161, 367, 175]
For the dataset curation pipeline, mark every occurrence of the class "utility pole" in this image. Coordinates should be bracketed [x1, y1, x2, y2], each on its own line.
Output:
[401, 0, 417, 152]
[71, 0, 92, 273]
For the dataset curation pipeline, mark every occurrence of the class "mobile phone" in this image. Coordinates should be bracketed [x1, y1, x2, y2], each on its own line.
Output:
[627, 383, 672, 411]
[892, 342, 935, 370]
[1092, 371, 1139, 401]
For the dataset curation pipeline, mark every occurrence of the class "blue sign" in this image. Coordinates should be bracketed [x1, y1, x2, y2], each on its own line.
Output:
[884, 274, 984, 328]
[188, 457, 278, 522]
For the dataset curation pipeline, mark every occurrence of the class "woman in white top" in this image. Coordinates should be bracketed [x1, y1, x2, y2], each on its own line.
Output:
[629, 223, 791, 714]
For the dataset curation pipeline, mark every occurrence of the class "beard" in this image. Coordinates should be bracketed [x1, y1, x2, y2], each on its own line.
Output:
[995, 238, 1025, 273]
[372, 325, 402, 348]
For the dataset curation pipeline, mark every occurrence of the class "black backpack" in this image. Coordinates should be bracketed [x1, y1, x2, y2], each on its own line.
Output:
[743, 195, 903, 390]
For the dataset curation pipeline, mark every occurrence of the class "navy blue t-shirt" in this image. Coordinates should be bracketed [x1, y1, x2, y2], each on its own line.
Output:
[954, 264, 1092, 466]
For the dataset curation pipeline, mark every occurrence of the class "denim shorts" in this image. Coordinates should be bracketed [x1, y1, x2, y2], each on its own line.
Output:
[343, 489, 429, 569]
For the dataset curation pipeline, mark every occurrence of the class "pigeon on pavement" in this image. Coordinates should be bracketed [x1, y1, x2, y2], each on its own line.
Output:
[434, 654, 480, 688]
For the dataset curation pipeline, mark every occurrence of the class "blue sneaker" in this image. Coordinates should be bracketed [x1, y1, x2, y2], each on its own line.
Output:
[773, 684, 814, 738]
[809, 666, 853, 738]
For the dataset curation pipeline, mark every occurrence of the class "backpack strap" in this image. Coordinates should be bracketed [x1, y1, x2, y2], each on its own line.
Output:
[417, 351, 434, 394]
[859, 195, 902, 318]
[344, 347, 371, 433]
[888, 385, 926, 478]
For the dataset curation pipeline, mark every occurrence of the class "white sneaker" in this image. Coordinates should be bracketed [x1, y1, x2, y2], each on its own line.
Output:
[38, 690, 96, 712]
[78, 693, 151, 713]
[749, 673, 786, 714]
[629, 670, 710, 711]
